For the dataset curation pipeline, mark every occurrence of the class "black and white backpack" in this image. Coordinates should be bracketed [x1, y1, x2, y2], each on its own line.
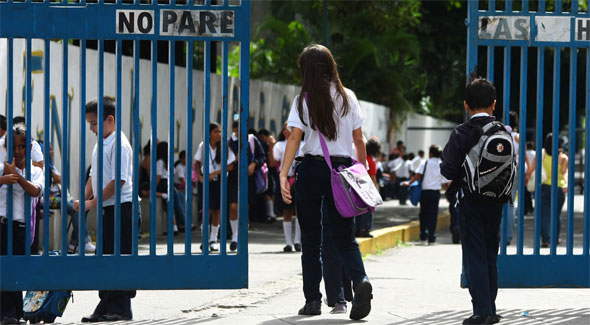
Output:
[462, 121, 516, 203]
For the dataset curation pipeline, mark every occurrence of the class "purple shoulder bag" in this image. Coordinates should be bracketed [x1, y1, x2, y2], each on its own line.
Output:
[317, 133, 383, 218]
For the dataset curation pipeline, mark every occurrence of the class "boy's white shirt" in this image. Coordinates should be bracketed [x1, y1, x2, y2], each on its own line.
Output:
[0, 163, 44, 222]
[90, 132, 134, 206]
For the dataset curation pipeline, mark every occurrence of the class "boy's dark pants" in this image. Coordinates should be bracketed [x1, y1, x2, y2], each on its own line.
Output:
[419, 190, 440, 242]
[0, 220, 26, 320]
[93, 203, 136, 318]
[458, 197, 503, 317]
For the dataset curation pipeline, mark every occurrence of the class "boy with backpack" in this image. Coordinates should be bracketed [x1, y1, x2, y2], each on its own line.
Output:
[441, 78, 515, 325]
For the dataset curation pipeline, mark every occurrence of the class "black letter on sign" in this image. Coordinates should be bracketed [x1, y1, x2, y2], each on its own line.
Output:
[119, 12, 134, 33]
[179, 11, 196, 34]
[514, 18, 528, 40]
[221, 11, 234, 34]
[138, 12, 153, 34]
[163, 10, 178, 33]
[199, 11, 217, 35]
[579, 19, 590, 41]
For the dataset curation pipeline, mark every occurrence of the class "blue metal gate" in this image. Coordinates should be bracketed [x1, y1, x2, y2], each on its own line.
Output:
[467, 0, 589, 287]
[0, 0, 251, 290]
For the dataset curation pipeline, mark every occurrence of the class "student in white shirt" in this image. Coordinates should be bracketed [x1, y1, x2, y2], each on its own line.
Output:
[174, 150, 187, 219]
[194, 122, 236, 252]
[155, 141, 187, 234]
[73, 97, 136, 322]
[0, 124, 44, 324]
[394, 154, 412, 205]
[272, 123, 302, 252]
[402, 145, 449, 244]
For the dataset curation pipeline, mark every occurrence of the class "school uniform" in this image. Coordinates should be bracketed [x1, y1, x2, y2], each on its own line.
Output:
[395, 159, 412, 205]
[89, 131, 136, 320]
[156, 159, 186, 227]
[0, 162, 44, 322]
[287, 86, 369, 304]
[441, 113, 504, 319]
[194, 142, 236, 210]
[415, 157, 447, 243]
[0, 136, 43, 165]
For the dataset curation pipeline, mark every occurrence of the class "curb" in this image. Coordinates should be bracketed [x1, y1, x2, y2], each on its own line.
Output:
[358, 212, 451, 256]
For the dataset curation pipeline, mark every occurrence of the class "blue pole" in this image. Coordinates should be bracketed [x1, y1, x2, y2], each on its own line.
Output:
[61, 39, 69, 255]
[168, 40, 175, 255]
[534, 47, 544, 255]
[550, 47, 561, 255]
[43, 38, 51, 256]
[24, 38, 32, 256]
[79, 39, 87, 256]
[185, 40, 194, 255]
[566, 47, 577, 256]
[132, 38, 140, 256]
[115, 39, 123, 256]
[97, 40, 104, 256]
[517, 46, 527, 255]
[150, 38, 158, 256]
[500, 46, 511, 255]
[220, 41, 229, 255]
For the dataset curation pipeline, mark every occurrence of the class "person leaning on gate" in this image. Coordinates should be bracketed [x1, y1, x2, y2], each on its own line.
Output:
[73, 96, 137, 322]
[441, 78, 508, 324]
[0, 124, 44, 325]
[279, 44, 373, 320]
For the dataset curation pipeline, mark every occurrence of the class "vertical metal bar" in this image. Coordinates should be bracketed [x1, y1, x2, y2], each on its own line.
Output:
[466, 1, 479, 85]
[500, 46, 511, 256]
[550, 47, 561, 255]
[61, 39, 69, 256]
[571, 0, 578, 13]
[555, 0, 562, 13]
[489, 0, 495, 12]
[168, 40, 175, 255]
[202, 41, 211, 255]
[220, 41, 229, 255]
[6, 37, 13, 256]
[487, 46, 495, 83]
[150, 39, 158, 255]
[521, 0, 529, 12]
[517, 46, 527, 255]
[538, 0, 546, 13]
[239, 8, 251, 260]
[505, 0, 512, 12]
[115, 39, 122, 256]
[43, 38, 51, 256]
[185, 40, 194, 255]
[566, 48, 577, 255]
[79, 39, 87, 257]
[132, 39, 140, 256]
[25, 38, 32, 256]
[534, 47, 544, 255]
[97, 39, 105, 256]
[584, 49, 590, 256]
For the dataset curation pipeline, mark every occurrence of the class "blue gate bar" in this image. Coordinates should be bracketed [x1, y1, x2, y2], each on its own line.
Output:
[5, 37, 13, 256]
[487, 46, 494, 83]
[534, 47, 545, 255]
[61, 39, 69, 256]
[522, 0, 528, 12]
[132, 38, 140, 256]
[571, 0, 578, 13]
[25, 37, 32, 257]
[550, 47, 561, 255]
[239, 27, 250, 264]
[97, 40, 105, 256]
[539, 0, 546, 13]
[202, 40, 211, 256]
[556, 0, 562, 13]
[115, 38, 123, 256]
[517, 45, 528, 255]
[79, 38, 87, 256]
[566, 47, 577, 255]
[220, 40, 229, 255]
[185, 40, 194, 255]
[488, 0, 495, 12]
[168, 40, 175, 255]
[150, 39, 157, 255]
[500, 46, 511, 255]
[505, 0, 512, 12]
[43, 38, 51, 256]
[585, 49, 590, 256]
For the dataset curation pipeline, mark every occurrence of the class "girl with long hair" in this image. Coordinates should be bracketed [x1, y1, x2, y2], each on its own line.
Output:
[279, 44, 372, 320]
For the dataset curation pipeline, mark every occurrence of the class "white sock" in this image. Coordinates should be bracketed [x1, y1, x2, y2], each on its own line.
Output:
[283, 220, 293, 246]
[210, 225, 220, 243]
[266, 200, 275, 217]
[173, 224, 178, 232]
[294, 218, 301, 244]
[230, 219, 239, 242]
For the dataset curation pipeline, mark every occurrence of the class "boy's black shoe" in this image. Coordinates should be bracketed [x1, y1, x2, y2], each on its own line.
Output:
[81, 314, 103, 322]
[492, 314, 503, 324]
[350, 278, 373, 320]
[463, 315, 494, 324]
[294, 243, 302, 252]
[230, 241, 238, 251]
[298, 301, 321, 316]
[283, 245, 293, 252]
[0, 317, 18, 325]
[101, 313, 132, 322]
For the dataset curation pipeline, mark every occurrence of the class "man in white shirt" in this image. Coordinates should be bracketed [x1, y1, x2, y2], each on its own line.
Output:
[73, 97, 136, 323]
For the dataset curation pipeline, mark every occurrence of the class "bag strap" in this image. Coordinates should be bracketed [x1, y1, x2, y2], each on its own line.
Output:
[420, 161, 428, 189]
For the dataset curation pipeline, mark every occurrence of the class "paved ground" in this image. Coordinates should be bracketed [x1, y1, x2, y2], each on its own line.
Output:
[51, 196, 590, 324]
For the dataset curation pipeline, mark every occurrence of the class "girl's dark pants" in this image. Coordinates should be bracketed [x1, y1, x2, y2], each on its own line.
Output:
[295, 157, 367, 303]
[0, 220, 26, 320]
[419, 189, 441, 243]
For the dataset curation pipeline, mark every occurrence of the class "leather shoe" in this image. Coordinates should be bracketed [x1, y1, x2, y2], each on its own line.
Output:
[0, 317, 18, 325]
[350, 278, 373, 320]
[463, 314, 494, 324]
[298, 301, 321, 316]
[81, 314, 103, 323]
[101, 314, 132, 322]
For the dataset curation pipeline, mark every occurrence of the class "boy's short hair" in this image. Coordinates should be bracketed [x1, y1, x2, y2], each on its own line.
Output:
[86, 96, 116, 120]
[429, 145, 442, 158]
[179, 150, 186, 159]
[465, 78, 496, 110]
[0, 114, 6, 131]
[13, 116, 26, 125]
[258, 129, 270, 137]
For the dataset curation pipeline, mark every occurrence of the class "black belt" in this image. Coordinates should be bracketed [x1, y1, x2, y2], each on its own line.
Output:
[303, 154, 351, 164]
[0, 216, 25, 226]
